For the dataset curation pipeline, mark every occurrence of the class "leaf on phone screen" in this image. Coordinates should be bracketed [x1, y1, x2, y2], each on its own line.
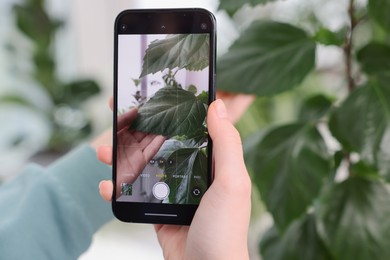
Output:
[140, 34, 210, 78]
[164, 148, 208, 204]
[130, 87, 207, 137]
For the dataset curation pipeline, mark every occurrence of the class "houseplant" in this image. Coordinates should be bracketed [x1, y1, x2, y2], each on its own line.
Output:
[216, 0, 390, 259]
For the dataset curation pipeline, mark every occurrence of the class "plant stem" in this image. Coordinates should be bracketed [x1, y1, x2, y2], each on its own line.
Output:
[344, 0, 357, 92]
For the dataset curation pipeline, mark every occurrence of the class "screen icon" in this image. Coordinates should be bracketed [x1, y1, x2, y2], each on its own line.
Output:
[152, 182, 170, 200]
[192, 187, 202, 197]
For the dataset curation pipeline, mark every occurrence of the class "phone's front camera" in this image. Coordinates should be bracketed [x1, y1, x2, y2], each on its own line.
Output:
[120, 24, 127, 31]
[161, 25, 166, 30]
[201, 23, 207, 30]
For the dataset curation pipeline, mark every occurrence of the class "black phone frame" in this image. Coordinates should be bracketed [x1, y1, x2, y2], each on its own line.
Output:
[113, 8, 216, 225]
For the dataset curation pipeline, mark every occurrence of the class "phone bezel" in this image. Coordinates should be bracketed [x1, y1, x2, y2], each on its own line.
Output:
[113, 8, 216, 225]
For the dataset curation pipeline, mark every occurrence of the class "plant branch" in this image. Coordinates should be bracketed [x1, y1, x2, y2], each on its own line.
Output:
[344, 0, 357, 92]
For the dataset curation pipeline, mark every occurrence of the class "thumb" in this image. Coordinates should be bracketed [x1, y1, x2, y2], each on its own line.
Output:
[207, 99, 250, 191]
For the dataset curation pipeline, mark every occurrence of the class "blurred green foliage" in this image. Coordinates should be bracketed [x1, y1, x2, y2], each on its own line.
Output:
[219, 0, 390, 259]
[1, 0, 101, 151]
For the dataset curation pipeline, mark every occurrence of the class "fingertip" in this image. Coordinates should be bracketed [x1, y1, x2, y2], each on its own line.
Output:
[99, 180, 113, 202]
[97, 145, 113, 165]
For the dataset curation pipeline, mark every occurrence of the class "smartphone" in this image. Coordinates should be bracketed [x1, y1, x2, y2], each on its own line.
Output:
[113, 9, 216, 225]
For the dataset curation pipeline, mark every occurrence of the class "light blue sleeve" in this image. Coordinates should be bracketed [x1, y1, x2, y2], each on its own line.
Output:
[0, 144, 114, 260]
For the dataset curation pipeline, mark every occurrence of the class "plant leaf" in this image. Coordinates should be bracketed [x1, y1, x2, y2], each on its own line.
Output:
[131, 87, 207, 137]
[217, 21, 316, 96]
[59, 80, 101, 105]
[313, 27, 346, 46]
[260, 214, 332, 260]
[329, 83, 390, 180]
[164, 148, 208, 204]
[259, 226, 284, 260]
[368, 0, 390, 32]
[298, 94, 334, 122]
[357, 43, 390, 84]
[252, 123, 332, 230]
[140, 34, 209, 78]
[280, 213, 332, 260]
[218, 0, 277, 16]
[316, 176, 390, 260]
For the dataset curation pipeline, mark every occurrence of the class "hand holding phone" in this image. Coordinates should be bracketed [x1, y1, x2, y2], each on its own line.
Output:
[99, 100, 251, 259]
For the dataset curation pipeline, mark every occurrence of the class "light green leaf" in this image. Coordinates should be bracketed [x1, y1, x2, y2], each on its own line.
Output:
[140, 34, 209, 77]
[164, 148, 208, 204]
[252, 123, 332, 230]
[316, 176, 390, 260]
[329, 83, 390, 180]
[218, 0, 277, 16]
[368, 0, 390, 32]
[313, 27, 346, 46]
[131, 87, 207, 137]
[217, 21, 316, 96]
[298, 94, 334, 122]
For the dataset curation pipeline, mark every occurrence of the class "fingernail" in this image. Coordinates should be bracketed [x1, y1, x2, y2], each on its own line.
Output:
[99, 181, 104, 190]
[215, 99, 227, 119]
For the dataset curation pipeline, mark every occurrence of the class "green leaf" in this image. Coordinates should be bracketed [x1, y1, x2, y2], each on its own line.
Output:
[58, 80, 101, 105]
[217, 21, 316, 96]
[131, 87, 207, 137]
[280, 213, 332, 260]
[218, 0, 277, 16]
[164, 148, 208, 204]
[252, 123, 332, 230]
[329, 83, 390, 180]
[316, 176, 390, 260]
[298, 94, 334, 122]
[259, 226, 284, 260]
[313, 27, 346, 46]
[368, 0, 390, 32]
[140, 34, 210, 78]
[13, 0, 62, 48]
[357, 43, 390, 84]
[196, 91, 209, 105]
[260, 214, 332, 260]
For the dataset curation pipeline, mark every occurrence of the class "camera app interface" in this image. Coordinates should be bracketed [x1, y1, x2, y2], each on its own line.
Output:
[116, 33, 210, 205]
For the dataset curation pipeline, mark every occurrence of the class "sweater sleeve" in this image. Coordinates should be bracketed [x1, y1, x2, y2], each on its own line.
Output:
[0, 144, 114, 260]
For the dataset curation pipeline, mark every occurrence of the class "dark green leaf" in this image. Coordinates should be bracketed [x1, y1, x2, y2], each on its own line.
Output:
[131, 87, 207, 137]
[316, 176, 390, 260]
[13, 0, 61, 48]
[368, 0, 390, 32]
[218, 0, 277, 16]
[259, 226, 284, 260]
[164, 148, 208, 204]
[260, 214, 331, 260]
[329, 83, 390, 180]
[58, 80, 101, 105]
[298, 94, 334, 122]
[313, 27, 346, 46]
[217, 21, 316, 96]
[281, 213, 332, 260]
[140, 34, 210, 77]
[252, 123, 332, 230]
[333, 150, 344, 172]
[357, 43, 390, 84]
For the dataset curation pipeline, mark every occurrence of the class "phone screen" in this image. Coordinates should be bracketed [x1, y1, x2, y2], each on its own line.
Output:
[114, 9, 215, 219]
